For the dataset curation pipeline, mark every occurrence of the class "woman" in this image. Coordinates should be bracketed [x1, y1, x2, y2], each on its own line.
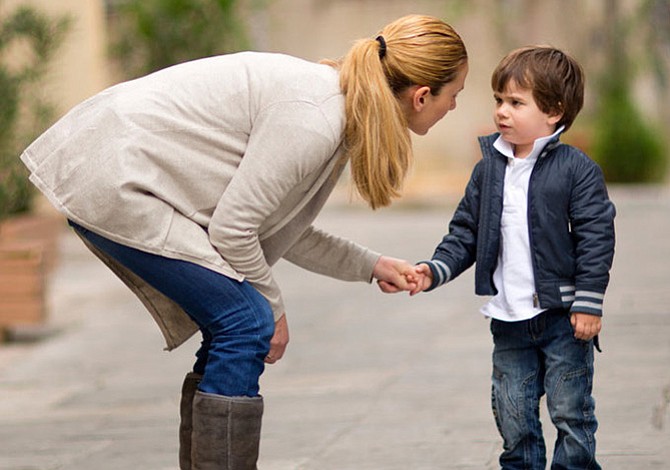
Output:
[21, 14, 467, 470]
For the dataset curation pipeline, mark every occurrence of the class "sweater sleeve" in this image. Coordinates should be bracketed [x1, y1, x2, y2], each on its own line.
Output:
[283, 225, 380, 282]
[208, 101, 340, 319]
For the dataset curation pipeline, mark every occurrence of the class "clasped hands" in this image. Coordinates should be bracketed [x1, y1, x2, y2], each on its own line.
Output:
[373, 256, 432, 296]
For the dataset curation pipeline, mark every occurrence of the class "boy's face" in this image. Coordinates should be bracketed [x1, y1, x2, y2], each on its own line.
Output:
[493, 79, 562, 158]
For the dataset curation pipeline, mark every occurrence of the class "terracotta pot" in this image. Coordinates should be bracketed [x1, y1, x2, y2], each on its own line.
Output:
[0, 240, 46, 330]
[0, 213, 62, 272]
[0, 213, 63, 336]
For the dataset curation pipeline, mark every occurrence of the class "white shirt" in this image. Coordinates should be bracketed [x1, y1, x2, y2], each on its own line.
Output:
[480, 127, 564, 322]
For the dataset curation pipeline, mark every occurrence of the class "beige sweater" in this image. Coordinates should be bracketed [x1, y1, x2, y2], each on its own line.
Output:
[21, 52, 380, 350]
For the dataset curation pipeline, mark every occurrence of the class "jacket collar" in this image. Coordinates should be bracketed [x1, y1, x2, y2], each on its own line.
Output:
[478, 127, 564, 161]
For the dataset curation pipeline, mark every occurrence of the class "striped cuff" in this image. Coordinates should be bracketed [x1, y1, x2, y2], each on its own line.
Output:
[570, 289, 605, 316]
[421, 259, 451, 292]
[560, 285, 576, 304]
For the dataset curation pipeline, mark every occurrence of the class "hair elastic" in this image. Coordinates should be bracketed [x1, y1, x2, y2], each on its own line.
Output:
[375, 35, 387, 60]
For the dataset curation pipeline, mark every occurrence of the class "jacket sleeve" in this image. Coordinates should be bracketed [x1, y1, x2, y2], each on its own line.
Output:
[423, 161, 482, 291]
[568, 158, 616, 316]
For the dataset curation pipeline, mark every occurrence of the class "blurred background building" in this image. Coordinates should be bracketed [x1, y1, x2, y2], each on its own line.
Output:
[2, 0, 669, 205]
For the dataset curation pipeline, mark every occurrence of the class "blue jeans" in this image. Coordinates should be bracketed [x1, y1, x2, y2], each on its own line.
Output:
[69, 221, 275, 398]
[490, 309, 600, 470]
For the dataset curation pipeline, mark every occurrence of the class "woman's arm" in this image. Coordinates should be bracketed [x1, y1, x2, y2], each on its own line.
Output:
[209, 101, 340, 319]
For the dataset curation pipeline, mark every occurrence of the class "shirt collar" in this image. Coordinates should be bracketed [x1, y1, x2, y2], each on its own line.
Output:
[493, 126, 565, 161]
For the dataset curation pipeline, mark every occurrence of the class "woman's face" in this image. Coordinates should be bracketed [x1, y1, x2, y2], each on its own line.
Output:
[404, 63, 468, 136]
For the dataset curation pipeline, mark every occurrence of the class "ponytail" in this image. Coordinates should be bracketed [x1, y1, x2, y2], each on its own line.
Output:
[337, 15, 467, 209]
[339, 38, 411, 209]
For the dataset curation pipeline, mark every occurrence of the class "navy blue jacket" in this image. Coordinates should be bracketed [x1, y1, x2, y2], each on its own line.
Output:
[424, 132, 616, 316]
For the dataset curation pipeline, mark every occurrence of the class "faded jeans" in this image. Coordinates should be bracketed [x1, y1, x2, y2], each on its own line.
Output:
[490, 309, 600, 470]
[69, 221, 275, 398]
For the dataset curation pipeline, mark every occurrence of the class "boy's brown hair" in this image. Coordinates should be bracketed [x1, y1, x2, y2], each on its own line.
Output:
[491, 46, 584, 131]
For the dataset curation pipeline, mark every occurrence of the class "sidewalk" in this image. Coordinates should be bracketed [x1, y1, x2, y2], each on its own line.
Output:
[0, 186, 668, 469]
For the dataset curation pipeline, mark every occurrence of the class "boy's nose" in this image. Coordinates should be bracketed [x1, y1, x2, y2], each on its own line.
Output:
[495, 104, 508, 117]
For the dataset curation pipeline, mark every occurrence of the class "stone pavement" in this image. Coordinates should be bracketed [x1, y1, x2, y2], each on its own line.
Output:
[0, 186, 669, 470]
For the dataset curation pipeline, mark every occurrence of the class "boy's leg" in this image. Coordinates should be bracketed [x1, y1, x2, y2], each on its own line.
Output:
[490, 318, 547, 470]
[542, 310, 600, 470]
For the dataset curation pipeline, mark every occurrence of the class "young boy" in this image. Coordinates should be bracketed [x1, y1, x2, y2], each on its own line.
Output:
[411, 46, 615, 469]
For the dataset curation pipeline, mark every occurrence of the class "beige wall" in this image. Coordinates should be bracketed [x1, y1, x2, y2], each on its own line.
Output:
[4, 0, 112, 115]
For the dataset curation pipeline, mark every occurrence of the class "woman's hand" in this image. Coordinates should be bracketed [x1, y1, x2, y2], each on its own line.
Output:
[265, 314, 289, 364]
[373, 256, 417, 293]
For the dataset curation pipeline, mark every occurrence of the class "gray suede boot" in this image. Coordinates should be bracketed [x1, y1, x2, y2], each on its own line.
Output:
[191, 390, 264, 470]
[179, 372, 202, 470]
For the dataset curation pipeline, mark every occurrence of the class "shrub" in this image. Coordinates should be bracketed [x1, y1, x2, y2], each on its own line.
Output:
[109, 0, 251, 78]
[0, 5, 70, 221]
[591, 79, 667, 183]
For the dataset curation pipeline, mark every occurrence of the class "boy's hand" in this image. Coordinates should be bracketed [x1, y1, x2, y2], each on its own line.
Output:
[409, 263, 433, 296]
[570, 312, 602, 341]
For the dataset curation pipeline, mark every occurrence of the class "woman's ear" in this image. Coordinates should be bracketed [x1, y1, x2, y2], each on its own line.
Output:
[412, 86, 432, 111]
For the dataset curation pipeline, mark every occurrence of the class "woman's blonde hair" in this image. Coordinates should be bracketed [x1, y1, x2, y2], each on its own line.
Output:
[337, 14, 467, 209]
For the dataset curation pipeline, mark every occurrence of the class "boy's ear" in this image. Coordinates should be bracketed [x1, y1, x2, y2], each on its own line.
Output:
[547, 113, 562, 126]
[547, 111, 563, 126]
[547, 102, 563, 126]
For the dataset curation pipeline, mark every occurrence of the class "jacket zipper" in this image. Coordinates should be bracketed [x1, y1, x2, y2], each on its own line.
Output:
[527, 151, 544, 309]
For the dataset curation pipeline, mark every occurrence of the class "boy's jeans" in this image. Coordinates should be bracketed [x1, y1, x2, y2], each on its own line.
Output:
[490, 309, 600, 470]
[69, 221, 275, 398]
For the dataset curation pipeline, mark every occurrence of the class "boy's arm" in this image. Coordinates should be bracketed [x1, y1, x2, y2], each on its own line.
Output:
[381, 159, 483, 298]
[569, 158, 616, 317]
[420, 161, 483, 292]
